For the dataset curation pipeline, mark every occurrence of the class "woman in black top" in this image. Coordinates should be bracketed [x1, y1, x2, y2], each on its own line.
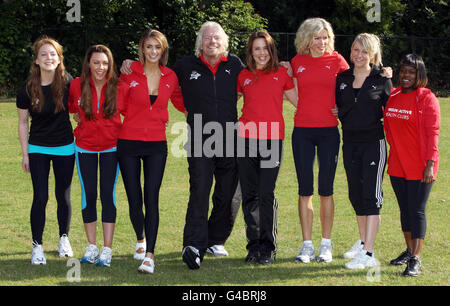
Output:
[335, 33, 392, 269]
[17, 36, 74, 265]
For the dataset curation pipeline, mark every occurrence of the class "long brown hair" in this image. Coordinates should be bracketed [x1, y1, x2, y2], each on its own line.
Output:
[26, 36, 68, 113]
[80, 44, 118, 120]
[138, 29, 169, 66]
[246, 31, 279, 74]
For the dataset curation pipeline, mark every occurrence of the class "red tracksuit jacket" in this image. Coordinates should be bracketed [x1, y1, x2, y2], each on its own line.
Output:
[68, 76, 122, 151]
[384, 86, 440, 179]
[117, 61, 185, 141]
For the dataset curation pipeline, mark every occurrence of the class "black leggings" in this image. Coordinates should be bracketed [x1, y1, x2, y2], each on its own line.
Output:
[292, 127, 340, 196]
[118, 152, 167, 254]
[390, 176, 434, 239]
[29, 153, 74, 245]
[75, 151, 119, 223]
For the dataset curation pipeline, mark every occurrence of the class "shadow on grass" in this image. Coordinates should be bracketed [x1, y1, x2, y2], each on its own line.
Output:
[0, 251, 377, 286]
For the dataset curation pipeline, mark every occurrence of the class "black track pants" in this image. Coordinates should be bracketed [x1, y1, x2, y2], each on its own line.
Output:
[237, 138, 282, 253]
[183, 155, 238, 255]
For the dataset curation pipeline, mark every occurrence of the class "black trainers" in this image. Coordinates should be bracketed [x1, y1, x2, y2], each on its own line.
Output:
[403, 256, 422, 277]
[258, 251, 275, 265]
[182, 246, 201, 270]
[390, 249, 411, 266]
[245, 249, 260, 263]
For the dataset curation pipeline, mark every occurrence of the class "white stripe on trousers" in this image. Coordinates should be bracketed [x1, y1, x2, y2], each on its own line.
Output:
[272, 198, 279, 252]
[375, 139, 386, 208]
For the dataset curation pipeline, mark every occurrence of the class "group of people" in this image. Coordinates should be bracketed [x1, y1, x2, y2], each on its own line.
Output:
[17, 18, 440, 278]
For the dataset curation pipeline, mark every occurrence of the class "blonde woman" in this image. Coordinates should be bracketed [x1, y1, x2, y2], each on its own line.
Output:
[290, 18, 349, 263]
[335, 33, 392, 269]
[17, 36, 74, 265]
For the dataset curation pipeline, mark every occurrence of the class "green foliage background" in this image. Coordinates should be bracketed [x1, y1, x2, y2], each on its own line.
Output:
[0, 0, 449, 96]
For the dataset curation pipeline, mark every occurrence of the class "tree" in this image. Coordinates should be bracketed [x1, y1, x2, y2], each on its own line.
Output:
[0, 0, 267, 96]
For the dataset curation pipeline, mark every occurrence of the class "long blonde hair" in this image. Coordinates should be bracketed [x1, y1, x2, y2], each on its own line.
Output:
[351, 33, 383, 66]
[80, 44, 119, 120]
[294, 18, 335, 55]
[26, 36, 68, 113]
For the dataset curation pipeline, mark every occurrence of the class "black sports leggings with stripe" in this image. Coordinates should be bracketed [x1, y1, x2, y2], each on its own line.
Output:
[118, 148, 167, 254]
[29, 153, 74, 245]
[75, 151, 119, 224]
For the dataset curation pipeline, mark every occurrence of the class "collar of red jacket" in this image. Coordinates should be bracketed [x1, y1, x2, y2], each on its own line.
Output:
[392, 86, 431, 98]
[200, 54, 228, 75]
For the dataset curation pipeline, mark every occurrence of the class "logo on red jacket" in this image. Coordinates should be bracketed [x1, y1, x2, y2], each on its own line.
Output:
[297, 66, 306, 73]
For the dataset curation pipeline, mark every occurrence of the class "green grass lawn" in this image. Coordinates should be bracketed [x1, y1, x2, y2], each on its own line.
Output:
[0, 98, 448, 286]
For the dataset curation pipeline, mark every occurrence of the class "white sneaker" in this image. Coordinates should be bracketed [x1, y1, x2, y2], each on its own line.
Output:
[81, 244, 99, 264]
[58, 234, 73, 257]
[343, 239, 363, 259]
[138, 257, 155, 274]
[295, 244, 315, 263]
[345, 251, 378, 269]
[134, 241, 146, 260]
[31, 242, 46, 265]
[206, 245, 229, 257]
[182, 246, 201, 270]
[317, 243, 333, 263]
[96, 247, 112, 267]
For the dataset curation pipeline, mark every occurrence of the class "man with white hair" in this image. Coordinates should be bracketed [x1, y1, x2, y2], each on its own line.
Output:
[173, 21, 244, 270]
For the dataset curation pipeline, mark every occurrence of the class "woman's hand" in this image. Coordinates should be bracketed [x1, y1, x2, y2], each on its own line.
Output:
[120, 59, 134, 75]
[280, 61, 293, 77]
[73, 113, 81, 123]
[380, 66, 393, 79]
[22, 154, 30, 173]
[422, 160, 435, 184]
[331, 105, 339, 118]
